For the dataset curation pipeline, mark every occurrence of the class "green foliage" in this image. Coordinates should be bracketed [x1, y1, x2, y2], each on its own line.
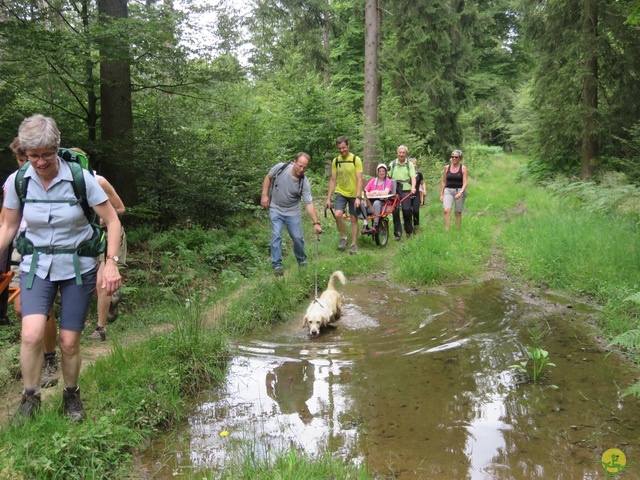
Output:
[206, 445, 372, 480]
[510, 346, 556, 384]
[501, 202, 640, 298]
[609, 328, 640, 353]
[510, 323, 556, 384]
[518, 0, 640, 176]
[545, 173, 640, 223]
[135, 225, 266, 296]
[621, 382, 640, 399]
[380, 0, 481, 155]
[0, 299, 226, 479]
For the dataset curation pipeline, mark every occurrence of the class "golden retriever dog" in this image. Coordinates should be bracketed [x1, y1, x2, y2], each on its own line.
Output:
[303, 270, 347, 338]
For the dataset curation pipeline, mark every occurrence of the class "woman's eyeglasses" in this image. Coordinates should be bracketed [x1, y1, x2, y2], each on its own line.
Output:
[27, 152, 57, 162]
[451, 156, 460, 159]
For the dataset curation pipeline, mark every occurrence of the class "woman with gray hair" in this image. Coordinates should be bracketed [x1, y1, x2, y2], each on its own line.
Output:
[0, 114, 122, 423]
[440, 149, 468, 231]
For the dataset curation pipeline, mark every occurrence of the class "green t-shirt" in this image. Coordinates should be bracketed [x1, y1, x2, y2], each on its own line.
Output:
[388, 159, 416, 189]
[332, 153, 363, 198]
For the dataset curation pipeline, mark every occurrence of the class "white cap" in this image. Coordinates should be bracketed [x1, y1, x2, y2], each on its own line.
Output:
[376, 163, 388, 171]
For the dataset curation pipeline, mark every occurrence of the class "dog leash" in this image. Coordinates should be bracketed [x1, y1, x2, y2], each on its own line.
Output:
[314, 231, 321, 300]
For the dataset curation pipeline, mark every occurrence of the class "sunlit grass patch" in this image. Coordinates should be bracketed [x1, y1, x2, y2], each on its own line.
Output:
[186, 444, 372, 480]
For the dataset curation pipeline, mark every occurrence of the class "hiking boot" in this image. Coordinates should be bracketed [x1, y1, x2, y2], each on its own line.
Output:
[86, 326, 106, 341]
[394, 233, 402, 241]
[274, 267, 284, 277]
[41, 356, 59, 388]
[349, 245, 358, 255]
[63, 387, 85, 423]
[107, 291, 122, 323]
[338, 237, 348, 251]
[14, 390, 41, 424]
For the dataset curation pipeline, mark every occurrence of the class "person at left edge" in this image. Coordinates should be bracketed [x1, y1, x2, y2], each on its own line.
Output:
[0, 114, 122, 423]
[261, 152, 322, 277]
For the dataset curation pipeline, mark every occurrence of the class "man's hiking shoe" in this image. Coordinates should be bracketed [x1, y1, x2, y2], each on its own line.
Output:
[14, 390, 41, 424]
[349, 245, 358, 255]
[338, 237, 348, 251]
[394, 234, 401, 241]
[274, 267, 284, 277]
[107, 291, 122, 323]
[63, 387, 85, 423]
[41, 356, 59, 388]
[86, 326, 106, 341]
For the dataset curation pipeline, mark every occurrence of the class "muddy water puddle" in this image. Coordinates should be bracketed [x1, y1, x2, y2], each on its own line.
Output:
[139, 279, 640, 479]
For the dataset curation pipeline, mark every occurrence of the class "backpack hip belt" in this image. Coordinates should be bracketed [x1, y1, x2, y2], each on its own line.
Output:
[18, 226, 106, 289]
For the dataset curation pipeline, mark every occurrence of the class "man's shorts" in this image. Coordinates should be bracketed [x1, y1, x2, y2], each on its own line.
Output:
[443, 188, 467, 213]
[334, 194, 357, 217]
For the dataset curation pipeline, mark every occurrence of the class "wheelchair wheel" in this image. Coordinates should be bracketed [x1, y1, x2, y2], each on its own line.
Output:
[375, 217, 389, 246]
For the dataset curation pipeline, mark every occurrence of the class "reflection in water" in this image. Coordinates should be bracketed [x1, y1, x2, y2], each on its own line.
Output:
[138, 279, 640, 479]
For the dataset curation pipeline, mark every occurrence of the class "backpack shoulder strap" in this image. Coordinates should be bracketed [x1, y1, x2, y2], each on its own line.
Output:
[14, 163, 30, 209]
[335, 154, 356, 167]
[274, 162, 291, 178]
[67, 162, 96, 225]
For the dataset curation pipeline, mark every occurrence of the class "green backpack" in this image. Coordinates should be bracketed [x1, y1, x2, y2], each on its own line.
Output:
[14, 148, 106, 288]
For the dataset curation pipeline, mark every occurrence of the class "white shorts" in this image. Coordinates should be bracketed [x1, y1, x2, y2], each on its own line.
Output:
[443, 188, 466, 213]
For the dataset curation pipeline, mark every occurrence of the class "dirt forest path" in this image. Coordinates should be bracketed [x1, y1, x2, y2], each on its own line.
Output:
[0, 285, 248, 427]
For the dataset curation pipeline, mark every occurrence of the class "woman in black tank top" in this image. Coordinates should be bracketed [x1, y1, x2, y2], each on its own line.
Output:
[439, 149, 468, 231]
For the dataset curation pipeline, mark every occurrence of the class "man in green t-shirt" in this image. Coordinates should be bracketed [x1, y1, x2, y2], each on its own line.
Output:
[387, 145, 416, 240]
[325, 136, 363, 255]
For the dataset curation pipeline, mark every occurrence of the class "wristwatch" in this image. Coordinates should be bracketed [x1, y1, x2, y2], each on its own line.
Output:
[106, 255, 119, 263]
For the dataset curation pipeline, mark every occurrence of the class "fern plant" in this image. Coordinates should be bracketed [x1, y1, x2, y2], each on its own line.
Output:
[608, 293, 640, 397]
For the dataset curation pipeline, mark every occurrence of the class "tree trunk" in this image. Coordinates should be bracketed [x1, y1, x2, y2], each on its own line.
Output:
[363, 0, 380, 177]
[98, 0, 138, 206]
[581, 0, 598, 179]
[322, 0, 330, 87]
[80, 0, 97, 143]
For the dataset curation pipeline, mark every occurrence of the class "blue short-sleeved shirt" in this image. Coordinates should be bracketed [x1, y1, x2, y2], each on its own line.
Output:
[3, 159, 108, 282]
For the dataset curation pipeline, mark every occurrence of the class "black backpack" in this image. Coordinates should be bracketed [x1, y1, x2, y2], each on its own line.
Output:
[270, 162, 304, 197]
[333, 154, 358, 169]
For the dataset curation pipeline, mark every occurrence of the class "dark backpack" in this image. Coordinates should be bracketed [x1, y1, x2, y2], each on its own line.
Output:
[388, 159, 409, 178]
[270, 162, 304, 197]
[14, 149, 106, 288]
[333, 154, 358, 169]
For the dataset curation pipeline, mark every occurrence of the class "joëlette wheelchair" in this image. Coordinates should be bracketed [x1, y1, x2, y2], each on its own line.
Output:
[359, 180, 412, 246]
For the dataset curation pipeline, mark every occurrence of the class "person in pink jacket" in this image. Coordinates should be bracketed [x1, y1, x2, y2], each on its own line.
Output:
[361, 163, 393, 233]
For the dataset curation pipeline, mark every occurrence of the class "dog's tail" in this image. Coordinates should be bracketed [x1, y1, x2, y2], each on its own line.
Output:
[327, 270, 347, 290]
